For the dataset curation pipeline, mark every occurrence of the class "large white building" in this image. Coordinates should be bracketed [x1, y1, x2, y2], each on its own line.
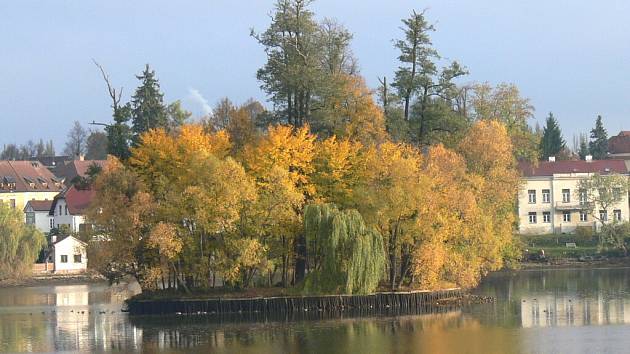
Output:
[518, 157, 630, 235]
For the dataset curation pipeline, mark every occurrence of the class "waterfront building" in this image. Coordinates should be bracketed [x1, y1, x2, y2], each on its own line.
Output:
[49, 235, 87, 274]
[0, 160, 64, 212]
[517, 156, 630, 235]
[24, 199, 54, 233]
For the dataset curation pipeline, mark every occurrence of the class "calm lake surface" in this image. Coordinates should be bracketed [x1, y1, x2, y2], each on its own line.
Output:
[2, 268, 630, 353]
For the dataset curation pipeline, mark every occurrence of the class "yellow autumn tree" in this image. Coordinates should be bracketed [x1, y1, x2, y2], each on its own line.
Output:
[86, 156, 157, 288]
[413, 144, 482, 289]
[411, 121, 520, 290]
[241, 124, 316, 284]
[313, 74, 388, 145]
[127, 125, 259, 289]
[361, 141, 426, 290]
[458, 120, 521, 271]
[312, 136, 366, 208]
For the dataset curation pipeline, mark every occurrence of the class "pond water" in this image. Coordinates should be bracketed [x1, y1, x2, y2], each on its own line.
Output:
[2, 267, 630, 353]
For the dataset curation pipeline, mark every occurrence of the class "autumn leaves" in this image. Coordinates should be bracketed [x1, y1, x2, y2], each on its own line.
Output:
[87, 120, 519, 292]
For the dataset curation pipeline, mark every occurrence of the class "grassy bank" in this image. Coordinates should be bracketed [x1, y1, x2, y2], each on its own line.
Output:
[518, 233, 630, 266]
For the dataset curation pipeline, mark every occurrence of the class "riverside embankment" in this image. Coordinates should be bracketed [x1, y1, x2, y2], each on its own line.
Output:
[126, 288, 463, 316]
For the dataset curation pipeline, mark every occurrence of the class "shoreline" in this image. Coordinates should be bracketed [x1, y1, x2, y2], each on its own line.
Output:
[519, 258, 630, 270]
[0, 272, 107, 288]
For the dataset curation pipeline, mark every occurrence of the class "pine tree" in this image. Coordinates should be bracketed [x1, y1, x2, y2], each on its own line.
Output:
[539, 112, 565, 160]
[131, 64, 167, 145]
[589, 115, 608, 159]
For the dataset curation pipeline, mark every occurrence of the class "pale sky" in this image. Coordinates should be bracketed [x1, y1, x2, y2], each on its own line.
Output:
[2, 0, 629, 150]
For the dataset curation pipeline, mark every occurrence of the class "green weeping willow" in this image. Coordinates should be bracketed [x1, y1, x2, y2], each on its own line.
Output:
[0, 202, 46, 280]
[303, 203, 385, 294]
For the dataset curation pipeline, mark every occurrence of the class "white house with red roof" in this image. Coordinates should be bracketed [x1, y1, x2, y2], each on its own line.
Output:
[49, 185, 95, 233]
[518, 156, 630, 234]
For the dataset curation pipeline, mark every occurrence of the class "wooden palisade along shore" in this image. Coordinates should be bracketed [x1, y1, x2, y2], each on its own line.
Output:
[126, 288, 463, 316]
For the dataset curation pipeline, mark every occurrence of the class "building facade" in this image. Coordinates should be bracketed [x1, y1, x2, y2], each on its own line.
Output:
[24, 200, 54, 233]
[50, 235, 87, 274]
[0, 161, 64, 212]
[50, 185, 95, 233]
[518, 158, 630, 235]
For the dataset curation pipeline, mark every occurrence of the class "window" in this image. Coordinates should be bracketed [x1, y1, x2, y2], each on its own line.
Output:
[542, 189, 550, 203]
[528, 190, 536, 204]
[580, 211, 588, 222]
[543, 212, 551, 223]
[9, 199, 15, 209]
[579, 190, 587, 205]
[49, 219, 53, 229]
[613, 188, 622, 200]
[58, 205, 62, 215]
[614, 209, 622, 222]
[528, 212, 537, 224]
[60, 255, 68, 263]
[563, 211, 571, 222]
[25, 212, 35, 225]
[73, 254, 82, 263]
[562, 189, 571, 203]
[600, 210, 608, 222]
[64, 205, 68, 215]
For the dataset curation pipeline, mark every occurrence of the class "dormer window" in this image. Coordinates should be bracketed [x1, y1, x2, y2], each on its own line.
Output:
[2, 176, 16, 190]
[51, 177, 61, 189]
[23, 176, 36, 189]
[37, 177, 48, 189]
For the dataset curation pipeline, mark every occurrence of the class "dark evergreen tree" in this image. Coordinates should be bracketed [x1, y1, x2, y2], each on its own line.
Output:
[130, 64, 167, 145]
[106, 103, 132, 160]
[589, 115, 608, 159]
[539, 112, 565, 160]
[85, 131, 109, 160]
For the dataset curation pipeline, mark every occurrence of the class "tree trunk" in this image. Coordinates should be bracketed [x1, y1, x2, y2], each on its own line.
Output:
[389, 224, 398, 290]
[294, 233, 306, 284]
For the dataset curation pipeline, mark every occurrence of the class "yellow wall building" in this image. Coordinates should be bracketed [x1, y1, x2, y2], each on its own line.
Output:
[518, 157, 630, 235]
[0, 160, 64, 213]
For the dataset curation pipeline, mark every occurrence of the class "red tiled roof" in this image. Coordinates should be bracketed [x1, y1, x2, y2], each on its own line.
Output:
[519, 159, 629, 177]
[609, 132, 630, 154]
[0, 161, 64, 193]
[50, 185, 96, 215]
[54, 160, 106, 186]
[24, 200, 54, 212]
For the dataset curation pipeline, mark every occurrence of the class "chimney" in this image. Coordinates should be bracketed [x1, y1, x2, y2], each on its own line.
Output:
[51, 235, 57, 243]
[586, 155, 593, 162]
[548, 156, 556, 162]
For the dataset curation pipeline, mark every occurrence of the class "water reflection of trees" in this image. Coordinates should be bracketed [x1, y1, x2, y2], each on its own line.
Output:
[131, 311, 521, 353]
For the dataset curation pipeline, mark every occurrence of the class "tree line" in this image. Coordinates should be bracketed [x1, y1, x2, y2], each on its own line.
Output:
[1, 123, 109, 161]
[538, 113, 612, 161]
[80, 1, 529, 294]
